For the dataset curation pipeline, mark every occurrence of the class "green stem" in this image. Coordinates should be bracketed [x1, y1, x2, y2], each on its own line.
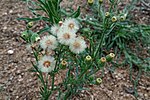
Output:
[134, 69, 142, 97]
[51, 73, 55, 90]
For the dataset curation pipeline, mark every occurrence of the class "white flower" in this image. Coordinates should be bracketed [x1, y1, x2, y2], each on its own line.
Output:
[57, 29, 76, 45]
[69, 37, 87, 54]
[62, 18, 79, 33]
[40, 35, 58, 50]
[38, 56, 56, 73]
[50, 24, 60, 36]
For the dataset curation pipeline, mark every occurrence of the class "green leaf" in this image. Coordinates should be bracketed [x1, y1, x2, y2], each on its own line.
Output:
[37, 26, 50, 35]
[70, 6, 80, 18]
[17, 17, 41, 21]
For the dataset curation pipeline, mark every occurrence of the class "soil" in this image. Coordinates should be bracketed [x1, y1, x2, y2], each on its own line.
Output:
[0, 0, 149, 100]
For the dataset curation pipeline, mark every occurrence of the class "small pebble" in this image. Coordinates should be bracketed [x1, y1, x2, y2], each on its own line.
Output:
[9, 10, 13, 13]
[7, 50, 14, 55]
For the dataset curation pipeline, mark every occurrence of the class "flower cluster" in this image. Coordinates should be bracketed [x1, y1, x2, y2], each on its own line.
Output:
[38, 18, 87, 73]
[50, 18, 87, 54]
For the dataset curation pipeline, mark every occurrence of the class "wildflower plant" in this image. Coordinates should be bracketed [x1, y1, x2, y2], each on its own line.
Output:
[19, 0, 149, 99]
[19, 0, 116, 99]
[78, 0, 149, 97]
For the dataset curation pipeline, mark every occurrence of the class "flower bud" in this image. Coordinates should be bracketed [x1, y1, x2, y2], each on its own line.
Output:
[61, 60, 67, 69]
[85, 55, 92, 61]
[112, 16, 117, 22]
[27, 22, 33, 28]
[35, 36, 41, 42]
[88, 0, 94, 6]
[58, 21, 63, 26]
[98, 57, 106, 67]
[99, 0, 103, 4]
[106, 53, 115, 62]
[96, 78, 102, 84]
[120, 16, 126, 21]
[105, 12, 110, 17]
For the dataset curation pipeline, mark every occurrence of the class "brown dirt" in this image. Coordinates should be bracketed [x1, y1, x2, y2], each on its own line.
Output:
[0, 0, 149, 100]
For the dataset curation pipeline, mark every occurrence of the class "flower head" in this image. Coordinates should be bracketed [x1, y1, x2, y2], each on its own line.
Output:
[62, 18, 79, 33]
[69, 37, 87, 54]
[112, 16, 117, 22]
[50, 24, 60, 36]
[38, 56, 56, 73]
[57, 29, 76, 45]
[40, 35, 58, 50]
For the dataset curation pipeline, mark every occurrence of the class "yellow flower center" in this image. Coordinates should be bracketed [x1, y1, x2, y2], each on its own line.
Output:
[43, 61, 51, 67]
[63, 33, 71, 39]
[68, 23, 74, 29]
[73, 41, 81, 49]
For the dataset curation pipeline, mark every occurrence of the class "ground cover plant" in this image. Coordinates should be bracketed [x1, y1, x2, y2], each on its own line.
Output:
[18, 0, 150, 99]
